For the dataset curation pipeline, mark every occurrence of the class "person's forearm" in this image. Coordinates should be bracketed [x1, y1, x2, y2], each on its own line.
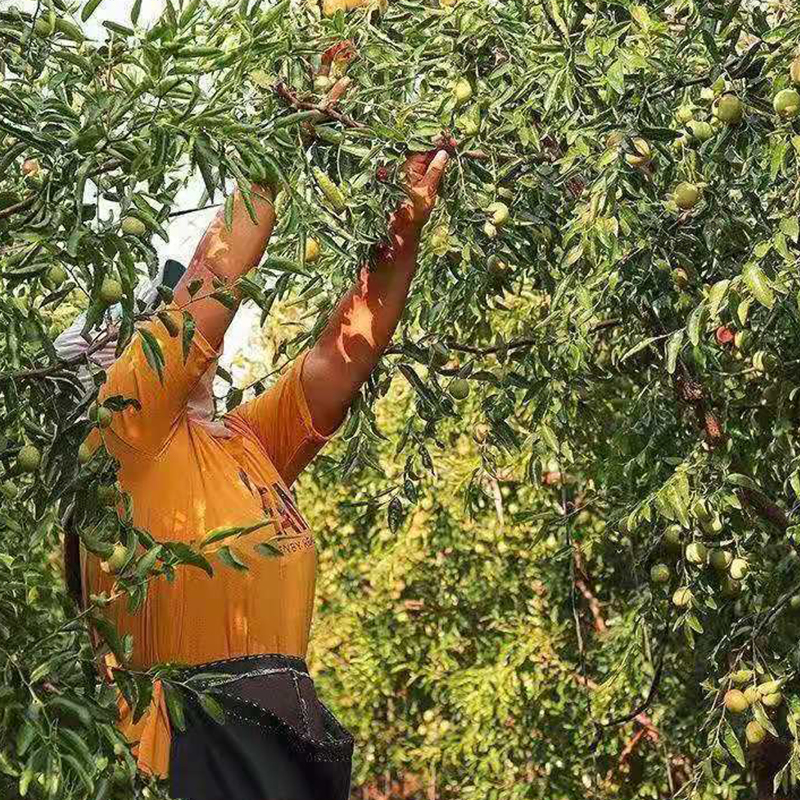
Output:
[174, 183, 275, 350]
[301, 148, 448, 437]
[303, 208, 422, 434]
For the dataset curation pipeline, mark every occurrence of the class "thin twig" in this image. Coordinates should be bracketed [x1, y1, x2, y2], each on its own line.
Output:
[273, 81, 366, 130]
[0, 328, 117, 382]
[0, 159, 124, 222]
[0, 194, 36, 221]
[589, 611, 671, 746]
[168, 202, 222, 219]
[649, 75, 711, 101]
[444, 319, 622, 356]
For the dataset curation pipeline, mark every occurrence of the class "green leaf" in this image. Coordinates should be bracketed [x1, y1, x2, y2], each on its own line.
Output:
[791, 751, 800, 784]
[261, 256, 311, 278]
[607, 59, 625, 95]
[163, 683, 186, 732]
[630, 5, 651, 27]
[199, 692, 226, 724]
[539, 424, 560, 453]
[90, 614, 125, 664]
[62, 753, 94, 793]
[182, 311, 196, 363]
[548, 0, 570, 37]
[725, 473, 759, 490]
[666, 329, 684, 375]
[103, 20, 134, 36]
[737, 298, 752, 326]
[254, 541, 282, 558]
[724, 721, 746, 768]
[193, 136, 217, 202]
[774, 764, 790, 796]
[754, 239, 772, 259]
[228, 161, 260, 225]
[753, 701, 778, 737]
[81, 0, 105, 22]
[92, 778, 110, 800]
[47, 696, 93, 727]
[791, 471, 800, 499]
[224, 193, 235, 232]
[139, 328, 165, 382]
[780, 216, 799, 244]
[134, 545, 162, 579]
[742, 263, 775, 309]
[131, 0, 143, 24]
[388, 496, 404, 533]
[167, 543, 214, 577]
[16, 721, 36, 757]
[686, 613, 704, 634]
[543, 69, 565, 113]
[211, 290, 237, 310]
[687, 305, 707, 346]
[202, 525, 248, 546]
[620, 335, 661, 363]
[708, 280, 730, 319]
[131, 673, 154, 724]
[770, 137, 789, 181]
[216, 545, 248, 571]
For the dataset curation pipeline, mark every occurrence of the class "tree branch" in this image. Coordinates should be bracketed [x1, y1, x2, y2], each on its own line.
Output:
[574, 674, 660, 741]
[0, 328, 117, 382]
[273, 81, 366, 129]
[0, 194, 36, 221]
[271, 85, 545, 166]
[573, 547, 607, 633]
[0, 159, 124, 222]
[587, 606, 671, 752]
[442, 319, 622, 357]
[737, 488, 790, 532]
[649, 75, 711, 101]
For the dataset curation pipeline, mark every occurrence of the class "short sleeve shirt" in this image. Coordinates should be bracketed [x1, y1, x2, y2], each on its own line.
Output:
[82, 305, 331, 776]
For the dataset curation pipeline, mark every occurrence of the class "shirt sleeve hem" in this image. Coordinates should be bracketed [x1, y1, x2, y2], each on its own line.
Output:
[295, 349, 334, 443]
[96, 307, 220, 459]
[167, 304, 221, 363]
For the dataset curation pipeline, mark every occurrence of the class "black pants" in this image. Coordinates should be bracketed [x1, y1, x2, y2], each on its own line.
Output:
[169, 654, 354, 800]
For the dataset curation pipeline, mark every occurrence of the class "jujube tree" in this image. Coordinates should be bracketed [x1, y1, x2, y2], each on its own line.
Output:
[4, 0, 800, 798]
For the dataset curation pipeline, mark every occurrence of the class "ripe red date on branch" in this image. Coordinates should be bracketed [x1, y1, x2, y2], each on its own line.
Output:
[433, 132, 459, 155]
[715, 326, 735, 346]
[321, 40, 357, 65]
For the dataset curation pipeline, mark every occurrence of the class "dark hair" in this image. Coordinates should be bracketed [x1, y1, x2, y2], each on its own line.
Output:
[64, 513, 82, 606]
[163, 259, 187, 292]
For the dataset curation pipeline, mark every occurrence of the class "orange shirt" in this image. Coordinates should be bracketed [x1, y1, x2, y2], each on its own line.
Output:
[82, 305, 331, 777]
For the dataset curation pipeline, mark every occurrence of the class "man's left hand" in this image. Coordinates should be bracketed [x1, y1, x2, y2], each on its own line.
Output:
[397, 149, 449, 230]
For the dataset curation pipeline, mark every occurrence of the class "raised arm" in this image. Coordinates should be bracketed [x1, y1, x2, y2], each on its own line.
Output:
[175, 182, 276, 350]
[94, 183, 276, 458]
[302, 149, 449, 436]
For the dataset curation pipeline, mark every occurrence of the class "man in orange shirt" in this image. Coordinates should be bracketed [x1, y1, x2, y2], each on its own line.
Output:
[63, 148, 448, 800]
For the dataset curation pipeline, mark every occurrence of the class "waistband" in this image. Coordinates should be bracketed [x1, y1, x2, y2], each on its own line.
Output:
[176, 653, 310, 687]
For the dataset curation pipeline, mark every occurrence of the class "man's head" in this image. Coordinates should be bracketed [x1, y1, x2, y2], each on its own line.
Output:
[54, 259, 188, 394]
[54, 259, 235, 435]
